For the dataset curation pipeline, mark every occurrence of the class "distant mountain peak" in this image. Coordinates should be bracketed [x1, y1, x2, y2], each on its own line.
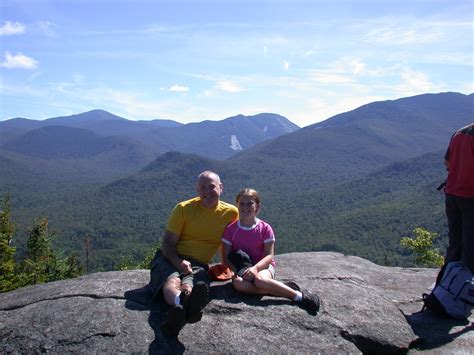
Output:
[47, 110, 127, 124]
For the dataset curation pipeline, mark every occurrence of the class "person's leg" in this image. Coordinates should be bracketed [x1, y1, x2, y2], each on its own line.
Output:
[232, 268, 297, 299]
[233, 268, 320, 315]
[149, 250, 181, 304]
[149, 251, 187, 337]
[459, 196, 474, 273]
[232, 276, 264, 294]
[162, 277, 182, 306]
[252, 269, 298, 300]
[180, 264, 210, 323]
[445, 194, 463, 263]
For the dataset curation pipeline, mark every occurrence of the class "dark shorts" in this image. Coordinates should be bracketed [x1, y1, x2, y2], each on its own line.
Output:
[149, 250, 210, 299]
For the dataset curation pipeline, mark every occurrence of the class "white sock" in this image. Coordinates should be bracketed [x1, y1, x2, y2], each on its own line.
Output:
[174, 292, 181, 306]
[293, 291, 303, 302]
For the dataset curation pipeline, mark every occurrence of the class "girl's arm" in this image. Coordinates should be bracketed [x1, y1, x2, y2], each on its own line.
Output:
[242, 241, 274, 280]
[253, 241, 274, 272]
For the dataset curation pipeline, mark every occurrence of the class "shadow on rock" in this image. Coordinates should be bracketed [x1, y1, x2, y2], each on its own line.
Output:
[209, 281, 301, 308]
[406, 310, 473, 351]
[124, 285, 185, 355]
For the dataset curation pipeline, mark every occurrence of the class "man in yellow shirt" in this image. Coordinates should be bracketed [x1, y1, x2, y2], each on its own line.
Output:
[149, 171, 238, 337]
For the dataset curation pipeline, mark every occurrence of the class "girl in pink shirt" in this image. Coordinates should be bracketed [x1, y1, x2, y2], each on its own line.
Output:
[222, 188, 319, 315]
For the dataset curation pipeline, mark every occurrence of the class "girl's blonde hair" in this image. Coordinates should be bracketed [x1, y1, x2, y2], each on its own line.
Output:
[235, 188, 261, 205]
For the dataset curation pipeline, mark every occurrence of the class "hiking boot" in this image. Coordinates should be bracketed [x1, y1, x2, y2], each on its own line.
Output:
[186, 281, 209, 323]
[160, 305, 186, 338]
[284, 281, 301, 292]
[300, 292, 320, 316]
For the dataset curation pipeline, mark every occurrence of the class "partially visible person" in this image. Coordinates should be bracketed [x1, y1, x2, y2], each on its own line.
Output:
[222, 188, 320, 315]
[149, 171, 238, 337]
[443, 123, 474, 273]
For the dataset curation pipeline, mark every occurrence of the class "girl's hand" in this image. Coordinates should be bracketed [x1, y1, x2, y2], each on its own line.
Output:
[242, 266, 258, 281]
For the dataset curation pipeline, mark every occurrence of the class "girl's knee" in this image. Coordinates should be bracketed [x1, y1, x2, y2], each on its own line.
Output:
[253, 274, 269, 289]
[232, 277, 245, 292]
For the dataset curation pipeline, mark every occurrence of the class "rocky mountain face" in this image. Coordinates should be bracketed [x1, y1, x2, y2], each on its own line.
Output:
[1, 252, 472, 354]
[0, 110, 299, 160]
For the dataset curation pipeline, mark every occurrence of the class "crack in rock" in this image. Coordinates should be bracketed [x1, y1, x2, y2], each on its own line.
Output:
[0, 294, 125, 311]
[340, 329, 407, 355]
[208, 304, 242, 315]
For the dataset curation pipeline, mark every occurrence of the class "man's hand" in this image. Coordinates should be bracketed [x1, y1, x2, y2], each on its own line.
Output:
[179, 259, 192, 275]
[162, 230, 190, 272]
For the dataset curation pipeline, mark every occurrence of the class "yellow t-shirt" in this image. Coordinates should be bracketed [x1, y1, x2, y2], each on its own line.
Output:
[167, 197, 238, 264]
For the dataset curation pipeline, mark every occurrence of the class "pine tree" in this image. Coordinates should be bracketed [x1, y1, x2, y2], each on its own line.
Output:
[20, 218, 55, 284]
[19, 218, 83, 285]
[1, 196, 84, 293]
[0, 195, 17, 292]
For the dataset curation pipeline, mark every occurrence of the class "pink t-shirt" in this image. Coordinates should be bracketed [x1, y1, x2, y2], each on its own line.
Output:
[222, 219, 276, 267]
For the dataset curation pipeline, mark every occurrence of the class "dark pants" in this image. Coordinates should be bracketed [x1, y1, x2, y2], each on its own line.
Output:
[445, 194, 474, 273]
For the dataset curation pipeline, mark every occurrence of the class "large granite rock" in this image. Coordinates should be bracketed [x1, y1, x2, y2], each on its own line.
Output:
[1, 252, 472, 354]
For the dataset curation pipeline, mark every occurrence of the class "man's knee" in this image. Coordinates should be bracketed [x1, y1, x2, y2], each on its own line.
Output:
[163, 276, 181, 292]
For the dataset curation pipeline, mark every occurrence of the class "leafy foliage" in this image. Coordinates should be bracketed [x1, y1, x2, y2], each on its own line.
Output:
[400, 228, 444, 267]
[119, 240, 162, 270]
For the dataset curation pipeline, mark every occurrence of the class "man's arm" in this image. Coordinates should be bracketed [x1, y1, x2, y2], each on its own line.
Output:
[161, 230, 192, 275]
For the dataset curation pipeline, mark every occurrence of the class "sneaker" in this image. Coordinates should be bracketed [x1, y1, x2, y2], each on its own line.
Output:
[186, 281, 209, 323]
[300, 292, 320, 316]
[160, 305, 186, 337]
[284, 281, 301, 292]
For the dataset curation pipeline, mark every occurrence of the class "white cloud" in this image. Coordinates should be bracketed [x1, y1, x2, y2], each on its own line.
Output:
[1, 52, 38, 69]
[38, 21, 57, 37]
[363, 19, 443, 46]
[348, 60, 365, 75]
[0, 82, 47, 98]
[283, 60, 290, 72]
[367, 28, 440, 45]
[169, 84, 189, 92]
[306, 71, 354, 85]
[0, 21, 25, 36]
[462, 83, 474, 94]
[395, 68, 438, 94]
[289, 94, 389, 126]
[215, 80, 243, 93]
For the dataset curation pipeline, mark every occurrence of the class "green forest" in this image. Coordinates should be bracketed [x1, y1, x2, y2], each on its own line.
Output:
[2, 150, 449, 274]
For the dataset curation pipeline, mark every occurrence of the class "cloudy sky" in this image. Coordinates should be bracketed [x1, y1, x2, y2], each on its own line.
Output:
[1, 0, 472, 127]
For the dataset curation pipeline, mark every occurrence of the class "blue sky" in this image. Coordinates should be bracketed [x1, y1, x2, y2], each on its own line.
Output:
[1, 0, 473, 127]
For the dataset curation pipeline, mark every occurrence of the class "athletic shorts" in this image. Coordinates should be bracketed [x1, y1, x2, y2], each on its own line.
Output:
[149, 250, 210, 300]
[267, 264, 276, 278]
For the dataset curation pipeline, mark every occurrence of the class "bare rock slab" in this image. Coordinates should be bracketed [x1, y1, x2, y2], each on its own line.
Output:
[1, 252, 472, 354]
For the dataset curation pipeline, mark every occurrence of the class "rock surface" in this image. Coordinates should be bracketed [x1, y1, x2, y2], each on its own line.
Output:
[1, 252, 473, 354]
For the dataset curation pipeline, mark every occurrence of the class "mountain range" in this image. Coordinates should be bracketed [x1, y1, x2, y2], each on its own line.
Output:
[1, 91, 472, 270]
[1, 110, 299, 162]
